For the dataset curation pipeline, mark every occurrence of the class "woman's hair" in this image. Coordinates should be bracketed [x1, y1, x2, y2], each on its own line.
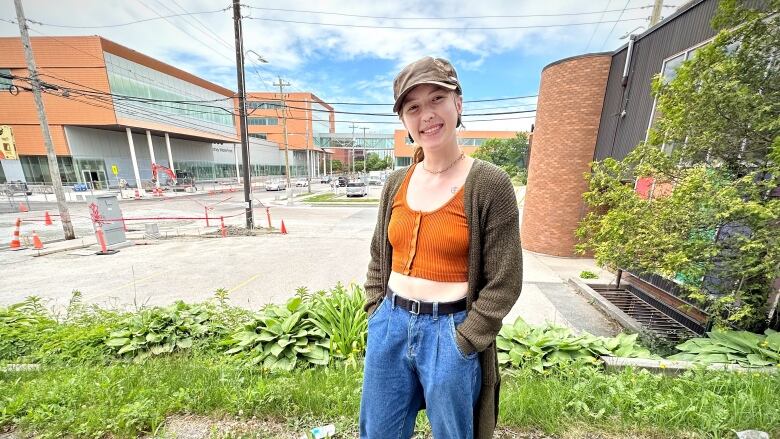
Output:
[413, 145, 425, 164]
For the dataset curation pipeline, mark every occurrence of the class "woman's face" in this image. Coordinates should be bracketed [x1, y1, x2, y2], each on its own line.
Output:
[400, 84, 462, 153]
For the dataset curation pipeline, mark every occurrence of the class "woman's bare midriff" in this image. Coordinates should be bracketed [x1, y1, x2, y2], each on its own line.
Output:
[387, 271, 468, 302]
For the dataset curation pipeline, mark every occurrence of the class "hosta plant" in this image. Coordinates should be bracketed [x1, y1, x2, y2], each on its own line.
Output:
[223, 297, 330, 371]
[497, 317, 655, 373]
[105, 301, 215, 362]
[308, 283, 368, 365]
[667, 329, 780, 367]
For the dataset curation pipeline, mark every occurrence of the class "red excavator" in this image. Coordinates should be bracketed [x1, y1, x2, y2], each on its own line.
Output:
[149, 163, 196, 192]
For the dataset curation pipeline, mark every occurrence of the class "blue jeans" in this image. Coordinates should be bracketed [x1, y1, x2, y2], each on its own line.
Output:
[360, 293, 482, 439]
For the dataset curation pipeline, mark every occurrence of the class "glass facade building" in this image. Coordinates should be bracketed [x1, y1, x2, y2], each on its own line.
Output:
[104, 53, 235, 137]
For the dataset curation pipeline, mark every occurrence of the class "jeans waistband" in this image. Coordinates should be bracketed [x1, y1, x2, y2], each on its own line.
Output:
[385, 287, 467, 316]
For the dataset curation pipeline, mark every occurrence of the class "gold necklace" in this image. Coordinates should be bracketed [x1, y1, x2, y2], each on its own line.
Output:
[422, 151, 465, 175]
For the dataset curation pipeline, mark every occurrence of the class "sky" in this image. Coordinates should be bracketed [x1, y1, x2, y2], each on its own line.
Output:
[0, 0, 679, 134]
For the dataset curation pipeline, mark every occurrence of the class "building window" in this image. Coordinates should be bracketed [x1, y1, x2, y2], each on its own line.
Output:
[396, 157, 412, 167]
[249, 133, 267, 140]
[646, 41, 711, 152]
[458, 138, 486, 147]
[247, 117, 278, 126]
[247, 100, 282, 110]
[20, 156, 78, 184]
[0, 69, 11, 91]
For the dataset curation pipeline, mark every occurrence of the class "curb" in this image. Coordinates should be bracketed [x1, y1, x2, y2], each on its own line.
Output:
[601, 356, 779, 376]
[568, 277, 643, 333]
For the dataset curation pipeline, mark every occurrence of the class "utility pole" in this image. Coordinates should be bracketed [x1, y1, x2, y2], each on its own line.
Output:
[274, 77, 293, 205]
[349, 123, 358, 175]
[232, 0, 253, 228]
[305, 98, 311, 194]
[361, 127, 369, 172]
[14, 0, 75, 240]
[649, 0, 663, 26]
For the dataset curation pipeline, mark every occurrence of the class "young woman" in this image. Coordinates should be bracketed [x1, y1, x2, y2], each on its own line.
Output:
[360, 56, 524, 439]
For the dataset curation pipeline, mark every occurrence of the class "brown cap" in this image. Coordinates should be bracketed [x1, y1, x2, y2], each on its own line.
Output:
[393, 56, 461, 113]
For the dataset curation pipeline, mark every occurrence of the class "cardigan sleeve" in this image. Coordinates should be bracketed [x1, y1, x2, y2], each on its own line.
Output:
[363, 199, 386, 315]
[456, 172, 523, 354]
[363, 177, 393, 315]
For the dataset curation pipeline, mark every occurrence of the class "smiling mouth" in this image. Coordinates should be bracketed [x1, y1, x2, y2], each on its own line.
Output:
[421, 124, 443, 135]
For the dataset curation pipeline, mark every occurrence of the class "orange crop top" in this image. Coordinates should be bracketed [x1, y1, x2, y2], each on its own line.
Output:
[388, 163, 469, 282]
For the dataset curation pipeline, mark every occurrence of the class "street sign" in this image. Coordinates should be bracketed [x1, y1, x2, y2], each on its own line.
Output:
[111, 164, 119, 176]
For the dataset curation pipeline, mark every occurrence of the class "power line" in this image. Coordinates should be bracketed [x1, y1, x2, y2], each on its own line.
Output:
[19, 26, 235, 101]
[600, 0, 633, 50]
[242, 15, 647, 31]
[168, 0, 235, 50]
[584, 0, 613, 52]
[22, 6, 232, 29]
[8, 71, 538, 122]
[243, 4, 671, 20]
[246, 94, 539, 106]
[136, 0, 236, 65]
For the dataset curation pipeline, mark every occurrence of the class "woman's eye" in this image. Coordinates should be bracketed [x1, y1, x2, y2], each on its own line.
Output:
[433, 95, 444, 102]
[407, 105, 418, 112]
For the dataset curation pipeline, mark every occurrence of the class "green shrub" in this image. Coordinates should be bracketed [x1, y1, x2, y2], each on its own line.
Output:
[105, 301, 218, 362]
[497, 317, 656, 373]
[223, 297, 330, 370]
[667, 328, 780, 367]
[308, 283, 368, 366]
[0, 297, 57, 362]
[579, 270, 599, 279]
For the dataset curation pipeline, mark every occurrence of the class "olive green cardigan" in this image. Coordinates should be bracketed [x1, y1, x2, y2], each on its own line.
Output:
[364, 158, 524, 439]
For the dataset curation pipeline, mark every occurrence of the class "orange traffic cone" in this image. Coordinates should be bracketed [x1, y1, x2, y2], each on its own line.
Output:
[44, 211, 53, 226]
[32, 231, 43, 250]
[9, 218, 22, 250]
[280, 220, 288, 235]
[18, 202, 28, 213]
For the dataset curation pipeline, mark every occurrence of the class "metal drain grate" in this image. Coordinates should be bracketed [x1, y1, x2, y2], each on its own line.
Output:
[591, 286, 698, 342]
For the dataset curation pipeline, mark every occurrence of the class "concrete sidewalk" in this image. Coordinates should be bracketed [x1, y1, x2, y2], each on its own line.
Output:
[504, 250, 621, 337]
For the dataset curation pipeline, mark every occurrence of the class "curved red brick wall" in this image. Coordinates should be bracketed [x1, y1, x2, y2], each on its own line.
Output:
[521, 54, 612, 257]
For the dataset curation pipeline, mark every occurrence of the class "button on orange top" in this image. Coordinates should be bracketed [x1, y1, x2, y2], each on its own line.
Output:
[388, 163, 469, 282]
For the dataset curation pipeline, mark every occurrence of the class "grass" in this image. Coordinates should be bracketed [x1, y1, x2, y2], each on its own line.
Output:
[1, 353, 778, 438]
[304, 192, 378, 203]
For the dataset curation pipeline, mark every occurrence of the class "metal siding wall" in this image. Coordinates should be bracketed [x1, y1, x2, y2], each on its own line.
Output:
[594, 0, 720, 160]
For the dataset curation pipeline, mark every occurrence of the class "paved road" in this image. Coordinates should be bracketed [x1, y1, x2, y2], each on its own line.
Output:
[1, 183, 618, 336]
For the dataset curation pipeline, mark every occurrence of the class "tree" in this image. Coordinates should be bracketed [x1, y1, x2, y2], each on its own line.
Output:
[471, 132, 529, 180]
[576, 0, 780, 331]
[365, 153, 392, 171]
[331, 160, 343, 172]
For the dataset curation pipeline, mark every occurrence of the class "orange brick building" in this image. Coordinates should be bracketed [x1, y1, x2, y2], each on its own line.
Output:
[243, 92, 335, 177]
[0, 36, 336, 188]
[0, 35, 247, 189]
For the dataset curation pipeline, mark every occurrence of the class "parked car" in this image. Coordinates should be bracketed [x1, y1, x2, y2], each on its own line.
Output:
[265, 179, 287, 191]
[337, 176, 349, 187]
[320, 175, 332, 184]
[346, 181, 368, 197]
[2, 180, 32, 196]
[295, 178, 309, 187]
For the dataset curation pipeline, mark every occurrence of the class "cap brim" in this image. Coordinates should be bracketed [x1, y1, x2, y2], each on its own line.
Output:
[393, 81, 458, 113]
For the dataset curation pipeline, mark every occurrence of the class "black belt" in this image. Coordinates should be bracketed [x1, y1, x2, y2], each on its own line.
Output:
[385, 290, 467, 315]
